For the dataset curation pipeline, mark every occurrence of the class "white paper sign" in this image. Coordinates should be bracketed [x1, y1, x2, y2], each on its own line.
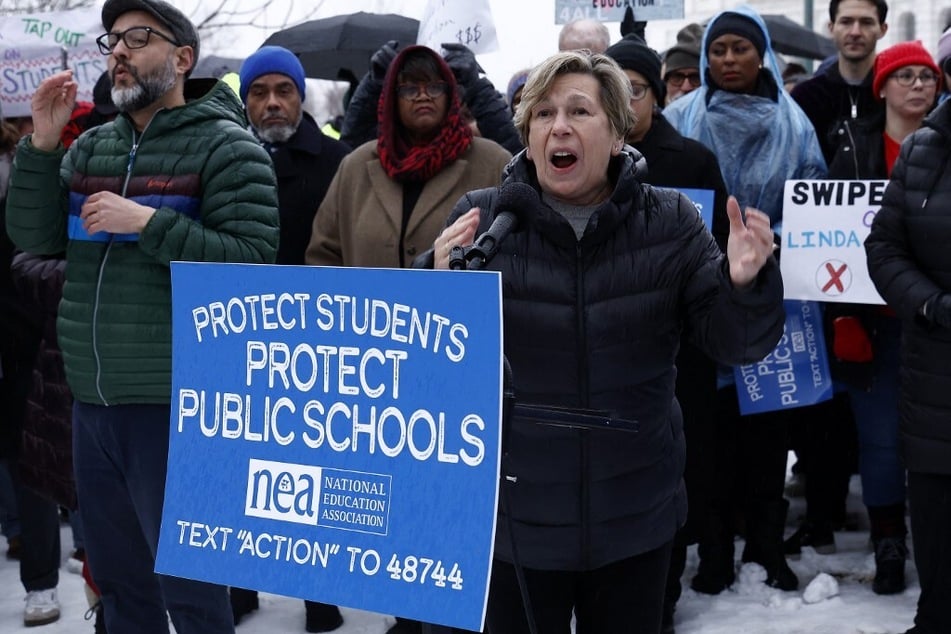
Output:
[1, 9, 104, 117]
[780, 180, 887, 305]
[418, 0, 499, 55]
[554, 0, 685, 24]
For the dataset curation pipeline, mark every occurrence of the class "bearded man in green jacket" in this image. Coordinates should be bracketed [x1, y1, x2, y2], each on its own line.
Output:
[4, 1, 278, 632]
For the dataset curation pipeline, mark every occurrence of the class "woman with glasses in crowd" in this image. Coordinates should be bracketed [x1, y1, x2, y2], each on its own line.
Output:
[304, 44, 510, 634]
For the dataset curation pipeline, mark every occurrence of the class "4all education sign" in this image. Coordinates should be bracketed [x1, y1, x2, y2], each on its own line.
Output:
[157, 263, 504, 632]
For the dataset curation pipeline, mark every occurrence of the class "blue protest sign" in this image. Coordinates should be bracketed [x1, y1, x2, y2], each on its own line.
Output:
[157, 263, 503, 632]
[734, 300, 833, 415]
[656, 187, 715, 231]
[677, 188, 715, 231]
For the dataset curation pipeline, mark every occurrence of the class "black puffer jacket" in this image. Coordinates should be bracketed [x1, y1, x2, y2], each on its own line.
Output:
[10, 252, 75, 508]
[866, 99, 951, 475]
[446, 149, 785, 570]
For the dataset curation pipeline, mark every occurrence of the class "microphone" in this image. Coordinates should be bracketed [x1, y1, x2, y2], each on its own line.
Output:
[467, 183, 538, 270]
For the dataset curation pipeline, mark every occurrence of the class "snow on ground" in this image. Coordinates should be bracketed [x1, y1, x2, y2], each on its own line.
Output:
[0, 472, 919, 634]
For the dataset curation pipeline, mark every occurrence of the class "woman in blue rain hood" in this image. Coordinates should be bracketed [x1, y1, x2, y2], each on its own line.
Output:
[664, 4, 826, 235]
[664, 5, 827, 595]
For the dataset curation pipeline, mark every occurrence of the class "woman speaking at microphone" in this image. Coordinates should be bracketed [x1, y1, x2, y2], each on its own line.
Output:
[425, 50, 785, 633]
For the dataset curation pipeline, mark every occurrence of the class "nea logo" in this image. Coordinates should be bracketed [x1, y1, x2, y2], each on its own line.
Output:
[245, 459, 321, 525]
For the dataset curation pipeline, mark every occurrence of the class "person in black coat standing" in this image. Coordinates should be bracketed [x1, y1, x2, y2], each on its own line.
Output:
[235, 45, 350, 632]
[427, 50, 784, 634]
[605, 33, 729, 634]
[866, 97, 951, 634]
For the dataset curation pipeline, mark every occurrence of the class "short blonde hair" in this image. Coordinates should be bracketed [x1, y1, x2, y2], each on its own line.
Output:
[513, 51, 635, 147]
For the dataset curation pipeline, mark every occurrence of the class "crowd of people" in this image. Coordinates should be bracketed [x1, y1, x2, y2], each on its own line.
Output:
[1, 0, 950, 633]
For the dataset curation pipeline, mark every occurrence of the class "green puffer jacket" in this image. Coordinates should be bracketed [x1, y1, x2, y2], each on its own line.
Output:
[6, 78, 279, 405]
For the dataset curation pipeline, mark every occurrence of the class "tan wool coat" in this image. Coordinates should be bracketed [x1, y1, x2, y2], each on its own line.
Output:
[306, 137, 512, 268]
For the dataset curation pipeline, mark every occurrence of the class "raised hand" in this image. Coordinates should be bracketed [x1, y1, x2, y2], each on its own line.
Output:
[441, 42, 483, 88]
[30, 70, 79, 151]
[725, 196, 775, 289]
[370, 40, 400, 81]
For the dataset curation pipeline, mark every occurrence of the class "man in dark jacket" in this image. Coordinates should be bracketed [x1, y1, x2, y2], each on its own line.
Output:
[239, 46, 351, 268]
[866, 97, 951, 634]
[4, 0, 279, 632]
[605, 33, 729, 634]
[791, 0, 889, 163]
[232, 44, 349, 632]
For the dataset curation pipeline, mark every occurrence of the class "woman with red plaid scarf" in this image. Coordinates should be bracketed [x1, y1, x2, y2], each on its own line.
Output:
[305, 44, 510, 634]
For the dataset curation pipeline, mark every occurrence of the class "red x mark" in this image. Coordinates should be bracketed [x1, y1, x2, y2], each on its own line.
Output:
[822, 262, 848, 293]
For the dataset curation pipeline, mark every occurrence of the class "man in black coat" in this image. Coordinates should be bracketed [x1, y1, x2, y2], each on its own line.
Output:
[605, 34, 730, 634]
[235, 45, 350, 632]
[791, 0, 889, 164]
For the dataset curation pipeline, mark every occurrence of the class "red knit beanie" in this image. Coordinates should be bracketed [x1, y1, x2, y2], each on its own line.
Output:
[872, 40, 941, 97]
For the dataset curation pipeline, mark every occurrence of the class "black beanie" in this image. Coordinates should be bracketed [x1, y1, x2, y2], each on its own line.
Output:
[605, 34, 666, 103]
[706, 12, 766, 59]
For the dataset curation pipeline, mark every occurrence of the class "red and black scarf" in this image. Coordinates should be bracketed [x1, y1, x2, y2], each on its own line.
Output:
[376, 45, 472, 183]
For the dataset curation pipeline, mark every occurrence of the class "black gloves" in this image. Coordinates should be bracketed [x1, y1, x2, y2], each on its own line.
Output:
[441, 42, 484, 89]
[371, 40, 400, 81]
[620, 7, 647, 41]
[927, 293, 951, 329]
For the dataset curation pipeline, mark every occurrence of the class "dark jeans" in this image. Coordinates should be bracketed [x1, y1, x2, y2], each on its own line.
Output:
[18, 484, 61, 592]
[73, 401, 233, 634]
[847, 316, 905, 508]
[908, 471, 951, 634]
[486, 541, 673, 634]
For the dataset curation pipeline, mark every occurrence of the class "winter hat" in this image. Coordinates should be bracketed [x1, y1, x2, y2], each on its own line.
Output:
[101, 0, 200, 77]
[506, 68, 530, 107]
[664, 23, 703, 75]
[938, 26, 951, 66]
[605, 34, 666, 103]
[872, 40, 940, 97]
[706, 12, 766, 59]
[239, 46, 306, 104]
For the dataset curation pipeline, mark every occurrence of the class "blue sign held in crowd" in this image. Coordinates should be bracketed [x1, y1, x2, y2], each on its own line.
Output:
[156, 262, 504, 632]
[734, 299, 834, 415]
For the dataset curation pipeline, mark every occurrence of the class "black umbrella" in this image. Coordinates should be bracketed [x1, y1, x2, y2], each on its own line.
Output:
[262, 12, 420, 80]
[192, 54, 244, 79]
[761, 15, 836, 60]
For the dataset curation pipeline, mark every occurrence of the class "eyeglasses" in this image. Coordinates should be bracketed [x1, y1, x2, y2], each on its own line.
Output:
[397, 82, 449, 101]
[96, 26, 181, 55]
[665, 71, 702, 87]
[629, 82, 651, 101]
[889, 69, 939, 87]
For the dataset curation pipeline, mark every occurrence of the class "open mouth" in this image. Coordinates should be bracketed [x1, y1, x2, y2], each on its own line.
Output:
[551, 151, 577, 168]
